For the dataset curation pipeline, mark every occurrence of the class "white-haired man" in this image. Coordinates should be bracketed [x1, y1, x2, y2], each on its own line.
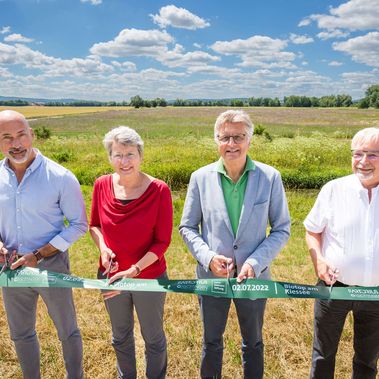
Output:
[304, 127, 379, 379]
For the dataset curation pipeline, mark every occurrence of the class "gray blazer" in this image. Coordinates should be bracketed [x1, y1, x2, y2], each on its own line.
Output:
[179, 160, 290, 280]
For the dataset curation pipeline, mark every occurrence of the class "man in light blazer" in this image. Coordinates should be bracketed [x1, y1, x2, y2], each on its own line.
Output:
[179, 109, 290, 379]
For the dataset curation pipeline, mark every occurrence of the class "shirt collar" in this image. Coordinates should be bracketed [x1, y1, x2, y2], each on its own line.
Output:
[3, 148, 42, 174]
[215, 155, 255, 176]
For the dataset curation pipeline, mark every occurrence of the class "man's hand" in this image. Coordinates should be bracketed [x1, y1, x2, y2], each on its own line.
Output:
[11, 253, 38, 269]
[0, 242, 8, 265]
[237, 262, 255, 283]
[316, 259, 338, 285]
[209, 255, 234, 278]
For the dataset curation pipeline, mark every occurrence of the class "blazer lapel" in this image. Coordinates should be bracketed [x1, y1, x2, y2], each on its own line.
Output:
[236, 168, 260, 239]
[212, 170, 234, 236]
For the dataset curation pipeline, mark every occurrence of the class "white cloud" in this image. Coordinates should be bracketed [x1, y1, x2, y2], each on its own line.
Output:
[0, 42, 114, 77]
[193, 42, 202, 49]
[4, 33, 34, 43]
[298, 18, 311, 27]
[90, 29, 220, 69]
[333, 31, 379, 67]
[0, 66, 12, 78]
[186, 65, 240, 76]
[300, 0, 379, 31]
[1, 26, 11, 34]
[80, 0, 102, 5]
[159, 47, 220, 68]
[289, 33, 314, 44]
[211, 35, 296, 68]
[90, 28, 174, 58]
[328, 61, 343, 66]
[151, 5, 210, 30]
[111, 61, 137, 72]
[317, 29, 350, 40]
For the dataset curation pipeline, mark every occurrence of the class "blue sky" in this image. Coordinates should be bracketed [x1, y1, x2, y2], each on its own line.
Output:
[1, 0, 379, 101]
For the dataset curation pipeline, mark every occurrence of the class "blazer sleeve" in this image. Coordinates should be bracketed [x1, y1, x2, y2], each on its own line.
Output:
[179, 172, 216, 272]
[245, 170, 290, 275]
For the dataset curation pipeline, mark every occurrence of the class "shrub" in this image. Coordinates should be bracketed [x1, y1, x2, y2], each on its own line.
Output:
[254, 124, 265, 136]
[51, 151, 73, 163]
[264, 131, 273, 142]
[34, 126, 51, 139]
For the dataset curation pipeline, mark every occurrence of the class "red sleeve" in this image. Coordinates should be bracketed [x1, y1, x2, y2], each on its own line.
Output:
[89, 179, 101, 227]
[148, 182, 173, 259]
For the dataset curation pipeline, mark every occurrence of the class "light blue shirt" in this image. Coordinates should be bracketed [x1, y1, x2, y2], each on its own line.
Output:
[0, 150, 88, 254]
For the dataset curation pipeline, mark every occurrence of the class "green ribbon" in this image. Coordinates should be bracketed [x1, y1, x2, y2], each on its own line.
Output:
[1, 267, 379, 301]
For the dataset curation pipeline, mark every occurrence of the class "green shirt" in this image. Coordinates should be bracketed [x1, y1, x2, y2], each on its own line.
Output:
[216, 156, 255, 237]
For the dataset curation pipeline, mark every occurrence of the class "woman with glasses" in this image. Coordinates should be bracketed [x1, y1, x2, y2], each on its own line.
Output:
[90, 126, 172, 379]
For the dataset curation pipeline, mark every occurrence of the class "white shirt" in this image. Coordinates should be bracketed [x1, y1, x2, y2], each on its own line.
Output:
[304, 174, 379, 286]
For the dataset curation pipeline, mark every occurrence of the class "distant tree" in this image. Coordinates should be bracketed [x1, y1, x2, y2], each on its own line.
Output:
[130, 95, 144, 108]
[269, 97, 281, 107]
[0, 99, 29, 106]
[357, 97, 370, 109]
[156, 98, 167, 107]
[173, 99, 186, 106]
[310, 97, 320, 107]
[230, 99, 245, 107]
[366, 84, 379, 108]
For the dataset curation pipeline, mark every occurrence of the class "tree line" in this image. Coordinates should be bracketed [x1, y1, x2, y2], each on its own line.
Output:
[1, 84, 378, 109]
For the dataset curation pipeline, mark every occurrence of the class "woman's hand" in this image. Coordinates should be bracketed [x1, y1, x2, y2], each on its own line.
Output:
[102, 265, 140, 300]
[100, 248, 119, 277]
[107, 266, 140, 284]
[102, 290, 122, 300]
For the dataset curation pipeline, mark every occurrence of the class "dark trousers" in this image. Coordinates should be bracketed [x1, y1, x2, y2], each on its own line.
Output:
[199, 295, 266, 379]
[310, 281, 379, 379]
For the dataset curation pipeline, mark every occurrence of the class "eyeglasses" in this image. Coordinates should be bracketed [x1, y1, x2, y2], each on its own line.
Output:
[351, 150, 379, 162]
[217, 134, 246, 144]
[111, 152, 138, 161]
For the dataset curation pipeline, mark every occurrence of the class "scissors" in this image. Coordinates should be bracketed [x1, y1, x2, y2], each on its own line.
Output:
[102, 256, 114, 280]
[0, 250, 17, 275]
[329, 268, 339, 293]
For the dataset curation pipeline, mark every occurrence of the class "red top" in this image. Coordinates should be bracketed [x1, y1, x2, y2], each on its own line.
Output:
[90, 175, 173, 279]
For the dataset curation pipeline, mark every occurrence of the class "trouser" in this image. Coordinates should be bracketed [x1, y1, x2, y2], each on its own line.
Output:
[310, 281, 379, 379]
[2, 251, 83, 379]
[104, 273, 167, 379]
[199, 295, 266, 379]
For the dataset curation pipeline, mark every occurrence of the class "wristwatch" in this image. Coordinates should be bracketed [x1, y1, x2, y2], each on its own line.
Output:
[33, 249, 44, 264]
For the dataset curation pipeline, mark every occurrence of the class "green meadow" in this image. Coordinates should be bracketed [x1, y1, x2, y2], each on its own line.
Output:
[0, 106, 378, 378]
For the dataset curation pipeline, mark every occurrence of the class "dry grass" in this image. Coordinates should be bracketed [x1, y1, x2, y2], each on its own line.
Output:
[0, 106, 131, 118]
[0, 234, 357, 379]
[0, 106, 373, 378]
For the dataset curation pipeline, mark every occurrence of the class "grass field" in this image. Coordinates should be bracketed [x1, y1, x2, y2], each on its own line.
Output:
[0, 106, 378, 378]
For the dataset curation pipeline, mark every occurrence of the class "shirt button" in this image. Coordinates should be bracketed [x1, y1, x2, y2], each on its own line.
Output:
[233, 245, 238, 250]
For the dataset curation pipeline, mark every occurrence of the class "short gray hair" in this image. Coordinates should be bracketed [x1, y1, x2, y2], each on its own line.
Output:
[103, 126, 144, 158]
[214, 109, 254, 143]
[351, 127, 379, 149]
